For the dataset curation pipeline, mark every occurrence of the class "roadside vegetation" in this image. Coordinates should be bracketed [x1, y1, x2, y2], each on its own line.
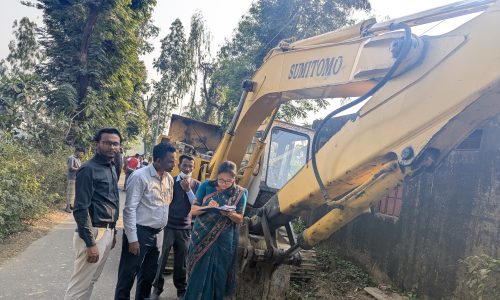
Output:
[0, 133, 69, 241]
[462, 254, 500, 299]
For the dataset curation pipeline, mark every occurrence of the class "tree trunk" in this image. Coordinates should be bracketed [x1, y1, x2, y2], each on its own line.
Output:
[202, 103, 214, 122]
[201, 68, 218, 122]
[143, 134, 150, 157]
[76, 0, 104, 118]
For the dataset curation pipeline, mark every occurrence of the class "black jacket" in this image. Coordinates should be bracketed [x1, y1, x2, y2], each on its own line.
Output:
[167, 177, 200, 229]
[73, 153, 120, 247]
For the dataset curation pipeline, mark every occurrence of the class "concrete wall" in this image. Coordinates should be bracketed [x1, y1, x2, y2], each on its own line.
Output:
[315, 116, 500, 299]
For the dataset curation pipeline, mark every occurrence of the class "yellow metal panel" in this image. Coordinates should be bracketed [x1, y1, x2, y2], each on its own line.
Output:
[289, 19, 376, 48]
[277, 4, 500, 216]
[225, 40, 374, 169]
[302, 163, 404, 247]
[207, 2, 500, 249]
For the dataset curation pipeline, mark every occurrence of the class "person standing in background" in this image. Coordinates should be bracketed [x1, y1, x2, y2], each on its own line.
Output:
[124, 153, 140, 191]
[65, 147, 85, 213]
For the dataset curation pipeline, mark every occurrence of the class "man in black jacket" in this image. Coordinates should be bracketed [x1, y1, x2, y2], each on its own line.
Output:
[151, 154, 200, 300]
[64, 128, 121, 300]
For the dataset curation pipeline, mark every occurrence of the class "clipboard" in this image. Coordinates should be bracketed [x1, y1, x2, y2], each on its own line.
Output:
[200, 205, 236, 214]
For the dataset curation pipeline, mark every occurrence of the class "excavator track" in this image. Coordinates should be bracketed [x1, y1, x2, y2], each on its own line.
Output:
[290, 249, 318, 282]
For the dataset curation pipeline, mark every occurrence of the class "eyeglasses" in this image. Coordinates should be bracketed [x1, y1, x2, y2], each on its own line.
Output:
[100, 140, 120, 148]
[217, 177, 234, 185]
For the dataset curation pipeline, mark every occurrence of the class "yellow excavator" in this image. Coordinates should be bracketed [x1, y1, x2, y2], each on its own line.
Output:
[165, 0, 500, 298]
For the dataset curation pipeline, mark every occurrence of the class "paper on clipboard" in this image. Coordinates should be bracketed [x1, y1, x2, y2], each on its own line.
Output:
[200, 205, 236, 214]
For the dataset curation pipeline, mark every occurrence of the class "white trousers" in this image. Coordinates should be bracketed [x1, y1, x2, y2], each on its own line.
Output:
[64, 228, 113, 300]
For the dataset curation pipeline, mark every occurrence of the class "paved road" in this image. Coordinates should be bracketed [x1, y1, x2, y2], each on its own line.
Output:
[0, 186, 177, 300]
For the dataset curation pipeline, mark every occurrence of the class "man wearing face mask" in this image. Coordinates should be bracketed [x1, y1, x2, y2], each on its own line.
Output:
[151, 154, 200, 300]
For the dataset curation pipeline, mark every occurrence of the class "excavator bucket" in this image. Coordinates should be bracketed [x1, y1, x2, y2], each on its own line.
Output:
[168, 114, 223, 155]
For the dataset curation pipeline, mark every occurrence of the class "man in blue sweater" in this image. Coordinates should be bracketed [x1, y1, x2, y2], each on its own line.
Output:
[151, 154, 200, 299]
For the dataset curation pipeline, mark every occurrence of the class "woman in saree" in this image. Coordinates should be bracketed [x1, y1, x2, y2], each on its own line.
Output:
[184, 161, 248, 300]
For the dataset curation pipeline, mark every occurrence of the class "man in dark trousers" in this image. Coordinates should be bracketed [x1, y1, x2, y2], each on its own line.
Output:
[150, 155, 200, 300]
[64, 128, 121, 300]
[114, 143, 176, 300]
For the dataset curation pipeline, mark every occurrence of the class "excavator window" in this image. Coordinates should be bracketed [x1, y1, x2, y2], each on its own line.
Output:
[266, 127, 309, 189]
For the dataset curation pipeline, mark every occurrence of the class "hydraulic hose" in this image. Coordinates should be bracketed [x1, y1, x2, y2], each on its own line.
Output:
[311, 22, 414, 203]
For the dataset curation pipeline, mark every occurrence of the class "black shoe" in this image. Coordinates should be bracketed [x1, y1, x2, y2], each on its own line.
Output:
[64, 206, 72, 213]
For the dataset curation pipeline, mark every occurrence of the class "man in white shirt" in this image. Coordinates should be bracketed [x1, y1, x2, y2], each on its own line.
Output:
[114, 143, 176, 300]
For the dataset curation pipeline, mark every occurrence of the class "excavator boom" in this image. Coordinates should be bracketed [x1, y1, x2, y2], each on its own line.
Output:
[206, 0, 500, 264]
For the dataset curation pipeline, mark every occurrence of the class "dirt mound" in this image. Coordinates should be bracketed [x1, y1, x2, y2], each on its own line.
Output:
[286, 248, 375, 299]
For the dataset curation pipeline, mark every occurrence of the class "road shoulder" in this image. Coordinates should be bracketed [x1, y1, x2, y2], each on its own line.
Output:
[0, 209, 71, 266]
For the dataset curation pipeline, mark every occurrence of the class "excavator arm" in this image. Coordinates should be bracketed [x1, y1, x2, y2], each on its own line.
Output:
[209, 0, 500, 254]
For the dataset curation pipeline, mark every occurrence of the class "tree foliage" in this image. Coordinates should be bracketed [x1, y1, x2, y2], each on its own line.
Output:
[154, 18, 191, 128]
[183, 12, 218, 122]
[145, 13, 217, 152]
[0, 17, 67, 152]
[5, 18, 43, 72]
[144, 18, 192, 150]
[0, 17, 71, 241]
[188, 0, 371, 127]
[31, 0, 157, 146]
[3, 0, 372, 145]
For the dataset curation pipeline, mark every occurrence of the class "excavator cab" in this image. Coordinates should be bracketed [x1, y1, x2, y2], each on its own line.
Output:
[244, 121, 314, 210]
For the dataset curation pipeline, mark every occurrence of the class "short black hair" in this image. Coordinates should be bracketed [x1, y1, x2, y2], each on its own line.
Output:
[179, 154, 194, 164]
[153, 142, 176, 161]
[217, 160, 237, 177]
[75, 147, 85, 153]
[93, 128, 122, 143]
